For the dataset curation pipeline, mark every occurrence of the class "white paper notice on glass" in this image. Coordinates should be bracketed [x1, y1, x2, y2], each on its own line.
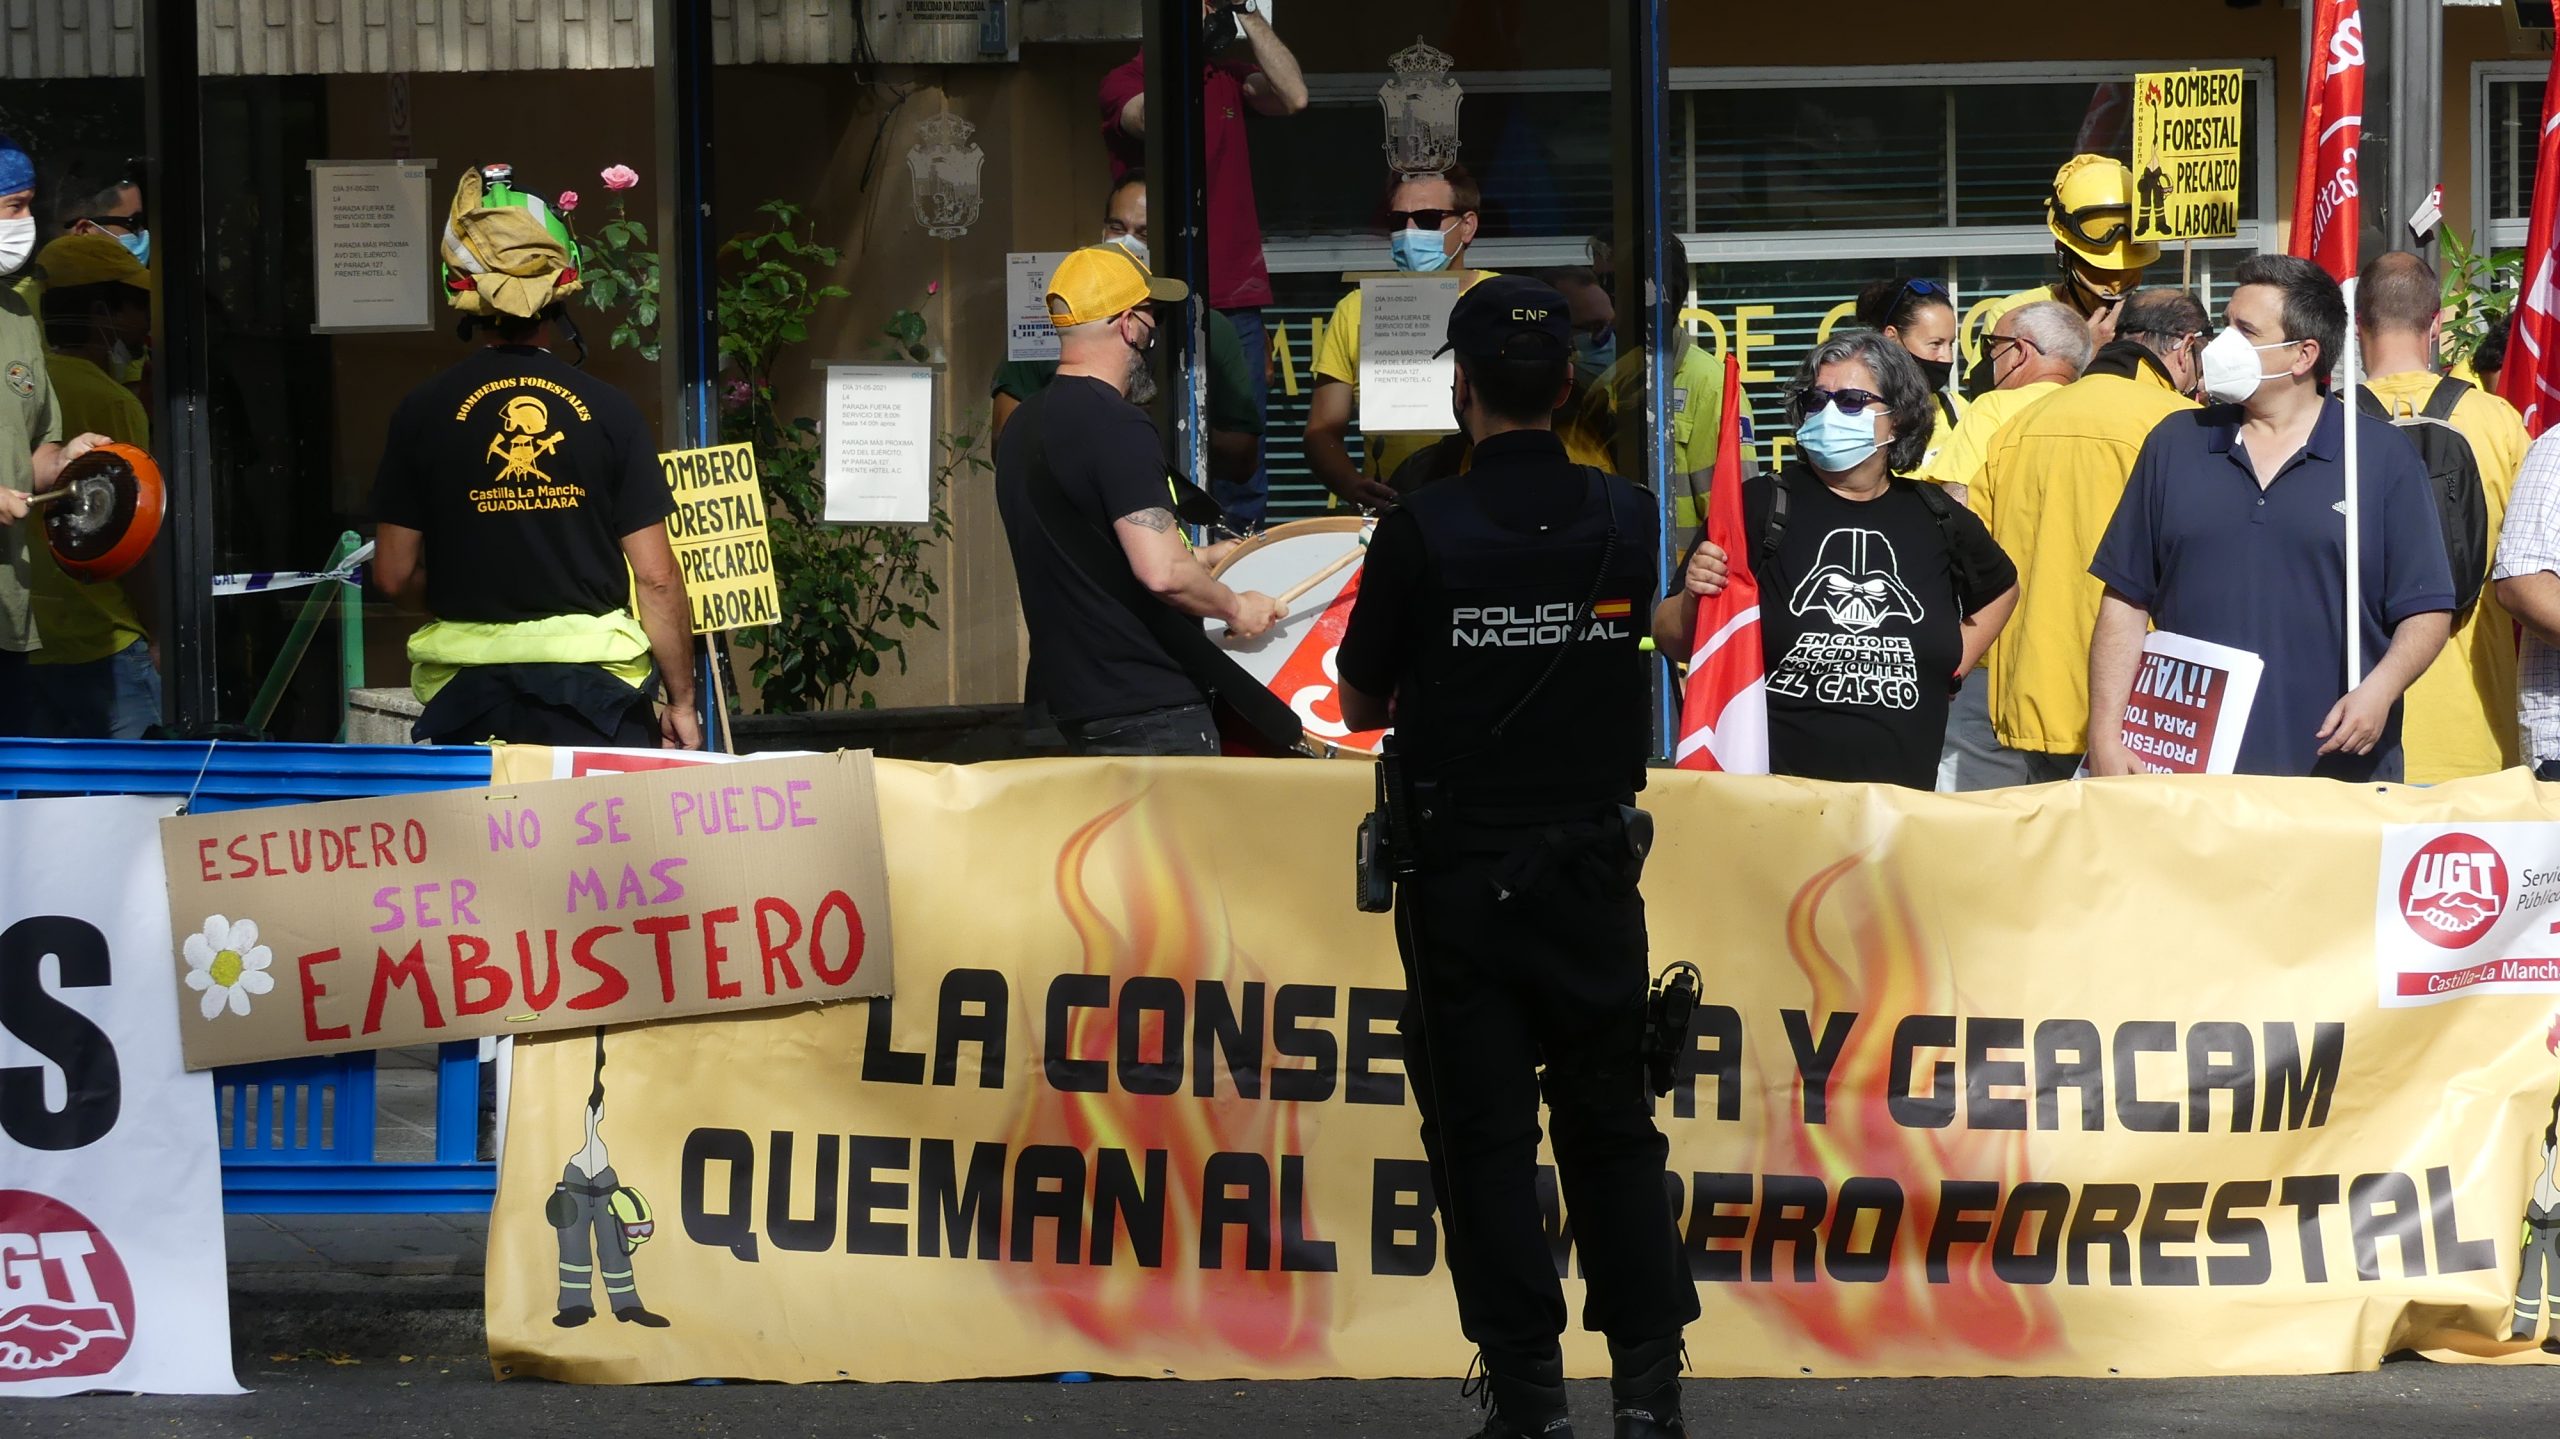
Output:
[2083, 630, 2265, 776]
[822, 365, 936, 524]
[309, 160, 436, 334]
[1357, 276, 1464, 434]
[1007, 251, 1069, 362]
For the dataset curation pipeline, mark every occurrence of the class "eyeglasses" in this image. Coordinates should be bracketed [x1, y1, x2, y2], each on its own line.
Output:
[1386, 208, 1464, 232]
[1984, 333, 2042, 360]
[1799, 387, 1886, 415]
[84, 211, 145, 233]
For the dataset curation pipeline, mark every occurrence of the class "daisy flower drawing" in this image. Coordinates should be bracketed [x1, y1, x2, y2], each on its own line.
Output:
[184, 915, 275, 1019]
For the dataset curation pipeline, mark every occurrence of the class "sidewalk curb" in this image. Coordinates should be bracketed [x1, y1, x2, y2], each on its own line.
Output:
[230, 1274, 486, 1362]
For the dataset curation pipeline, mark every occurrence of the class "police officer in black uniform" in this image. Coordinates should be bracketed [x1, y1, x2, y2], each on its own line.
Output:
[1337, 277, 1696, 1439]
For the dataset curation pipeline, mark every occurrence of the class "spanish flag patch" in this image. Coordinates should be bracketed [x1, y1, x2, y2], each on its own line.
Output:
[1593, 599, 1632, 619]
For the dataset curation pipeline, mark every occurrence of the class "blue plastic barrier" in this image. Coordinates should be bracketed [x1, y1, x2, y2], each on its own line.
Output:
[0, 738, 501, 1214]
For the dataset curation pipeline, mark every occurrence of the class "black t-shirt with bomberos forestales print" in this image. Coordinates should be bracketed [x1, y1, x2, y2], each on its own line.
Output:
[1741, 467, 2015, 790]
[369, 345, 672, 624]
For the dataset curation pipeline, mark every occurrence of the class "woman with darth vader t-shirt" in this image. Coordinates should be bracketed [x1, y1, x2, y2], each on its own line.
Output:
[1654, 332, 2020, 789]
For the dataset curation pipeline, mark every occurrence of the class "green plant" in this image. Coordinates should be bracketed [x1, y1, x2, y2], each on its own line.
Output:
[583, 181, 968, 712]
[574, 169, 662, 362]
[2439, 228, 2523, 369]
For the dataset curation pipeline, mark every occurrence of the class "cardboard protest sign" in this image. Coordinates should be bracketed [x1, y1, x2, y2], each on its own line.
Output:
[158, 751, 892, 1070]
[2110, 630, 2262, 775]
[2132, 68, 2246, 242]
[660, 444, 780, 633]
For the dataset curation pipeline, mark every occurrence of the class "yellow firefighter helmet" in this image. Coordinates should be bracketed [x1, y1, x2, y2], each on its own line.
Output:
[609, 1186, 655, 1249]
[2046, 154, 2161, 273]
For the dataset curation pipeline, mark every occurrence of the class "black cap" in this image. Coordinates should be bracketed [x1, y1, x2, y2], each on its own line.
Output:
[1433, 275, 1574, 363]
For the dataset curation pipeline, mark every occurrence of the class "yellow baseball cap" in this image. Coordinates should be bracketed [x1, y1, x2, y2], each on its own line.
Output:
[36, 233, 152, 293]
[1046, 243, 1188, 329]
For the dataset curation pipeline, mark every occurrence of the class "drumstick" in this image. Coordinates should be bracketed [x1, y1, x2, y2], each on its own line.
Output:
[24, 488, 74, 508]
[1275, 532, 1373, 609]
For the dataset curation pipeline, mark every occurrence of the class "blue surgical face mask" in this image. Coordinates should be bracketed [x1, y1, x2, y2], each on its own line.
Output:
[117, 228, 149, 267]
[1389, 227, 1453, 273]
[1797, 401, 1885, 475]
[1574, 331, 1617, 381]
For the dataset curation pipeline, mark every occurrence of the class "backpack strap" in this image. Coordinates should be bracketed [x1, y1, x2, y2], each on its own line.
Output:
[2354, 384, 2393, 422]
[2423, 375, 2474, 423]
[1757, 471, 1790, 571]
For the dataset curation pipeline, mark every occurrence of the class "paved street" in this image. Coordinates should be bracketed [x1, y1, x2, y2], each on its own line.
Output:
[8, 1362, 2560, 1437]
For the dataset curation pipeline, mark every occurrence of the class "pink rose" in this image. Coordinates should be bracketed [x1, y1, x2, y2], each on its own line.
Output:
[555, 190, 580, 213]
[926, 280, 940, 296]
[600, 165, 640, 192]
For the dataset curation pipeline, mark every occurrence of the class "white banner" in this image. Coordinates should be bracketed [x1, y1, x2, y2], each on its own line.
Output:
[0, 797, 241, 1396]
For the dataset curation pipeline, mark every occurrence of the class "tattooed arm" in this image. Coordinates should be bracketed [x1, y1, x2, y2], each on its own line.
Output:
[1114, 506, 1282, 640]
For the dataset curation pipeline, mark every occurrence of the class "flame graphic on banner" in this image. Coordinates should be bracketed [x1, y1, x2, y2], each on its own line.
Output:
[995, 793, 1334, 1364]
[1745, 852, 2066, 1362]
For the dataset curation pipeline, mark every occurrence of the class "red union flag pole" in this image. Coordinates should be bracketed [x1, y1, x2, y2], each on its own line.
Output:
[1672, 353, 1769, 773]
[2502, 49, 2560, 436]
[2290, 0, 2365, 282]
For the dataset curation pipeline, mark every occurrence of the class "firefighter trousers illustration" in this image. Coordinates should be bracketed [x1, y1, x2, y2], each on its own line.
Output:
[550, 1163, 665, 1327]
[2512, 1208, 2560, 1341]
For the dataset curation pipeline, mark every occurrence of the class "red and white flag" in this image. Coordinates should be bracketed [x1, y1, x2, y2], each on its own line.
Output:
[1672, 354, 1768, 774]
[2290, 0, 2365, 282]
[2503, 48, 2560, 436]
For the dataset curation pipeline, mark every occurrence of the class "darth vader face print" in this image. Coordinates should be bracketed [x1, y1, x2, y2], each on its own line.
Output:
[1788, 527, 1924, 635]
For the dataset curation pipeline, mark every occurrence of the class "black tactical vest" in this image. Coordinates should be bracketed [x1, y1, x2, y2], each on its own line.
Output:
[1393, 460, 1654, 812]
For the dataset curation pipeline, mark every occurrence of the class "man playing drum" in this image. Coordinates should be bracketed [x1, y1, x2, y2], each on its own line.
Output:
[993, 244, 1283, 757]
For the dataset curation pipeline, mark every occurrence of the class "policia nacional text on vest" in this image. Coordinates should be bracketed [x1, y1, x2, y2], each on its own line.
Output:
[1337, 276, 1698, 1439]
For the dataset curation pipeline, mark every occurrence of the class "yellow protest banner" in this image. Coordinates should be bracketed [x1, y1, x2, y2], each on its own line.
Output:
[2133, 68, 2246, 242]
[486, 757, 2560, 1382]
[159, 752, 893, 1069]
[660, 443, 779, 633]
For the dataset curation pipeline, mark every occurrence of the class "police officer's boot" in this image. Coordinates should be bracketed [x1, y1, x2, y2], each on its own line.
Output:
[1607, 1334, 1686, 1439]
[1461, 1348, 1574, 1438]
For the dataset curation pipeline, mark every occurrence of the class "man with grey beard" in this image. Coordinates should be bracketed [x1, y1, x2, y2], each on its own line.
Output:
[993, 244, 1282, 756]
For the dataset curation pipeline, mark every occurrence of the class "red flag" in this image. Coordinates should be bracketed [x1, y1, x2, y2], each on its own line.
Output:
[1672, 354, 1768, 774]
[2290, 0, 2366, 282]
[2504, 48, 2560, 436]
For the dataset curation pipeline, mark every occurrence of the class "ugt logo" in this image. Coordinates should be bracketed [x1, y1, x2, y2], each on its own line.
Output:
[0, 1192, 134, 1380]
[2400, 832, 2508, 951]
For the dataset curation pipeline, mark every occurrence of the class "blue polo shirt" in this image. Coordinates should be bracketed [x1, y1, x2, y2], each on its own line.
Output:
[2089, 398, 2454, 781]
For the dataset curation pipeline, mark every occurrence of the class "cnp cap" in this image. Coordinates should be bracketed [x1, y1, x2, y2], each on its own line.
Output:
[1434, 275, 1574, 362]
[1045, 243, 1188, 328]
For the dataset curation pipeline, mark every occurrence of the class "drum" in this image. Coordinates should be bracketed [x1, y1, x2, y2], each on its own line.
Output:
[43, 442, 165, 584]
[1210, 516, 1388, 758]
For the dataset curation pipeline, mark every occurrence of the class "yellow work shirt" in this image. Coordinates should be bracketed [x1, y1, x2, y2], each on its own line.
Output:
[1312, 269, 1500, 484]
[27, 353, 149, 666]
[1560, 344, 1751, 526]
[2365, 370, 2528, 783]
[1917, 379, 2062, 494]
[1977, 359, 2199, 754]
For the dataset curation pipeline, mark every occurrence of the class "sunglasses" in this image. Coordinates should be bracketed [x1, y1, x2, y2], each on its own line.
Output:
[1984, 333, 2042, 359]
[1387, 208, 1465, 232]
[84, 211, 145, 232]
[1897, 278, 1951, 304]
[1799, 387, 1886, 414]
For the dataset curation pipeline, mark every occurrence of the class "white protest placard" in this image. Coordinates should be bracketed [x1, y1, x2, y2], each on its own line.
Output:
[1, 797, 241, 1397]
[2108, 630, 2263, 775]
[1007, 251, 1069, 362]
[309, 159, 436, 334]
[1357, 276, 1464, 434]
[821, 365, 936, 524]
